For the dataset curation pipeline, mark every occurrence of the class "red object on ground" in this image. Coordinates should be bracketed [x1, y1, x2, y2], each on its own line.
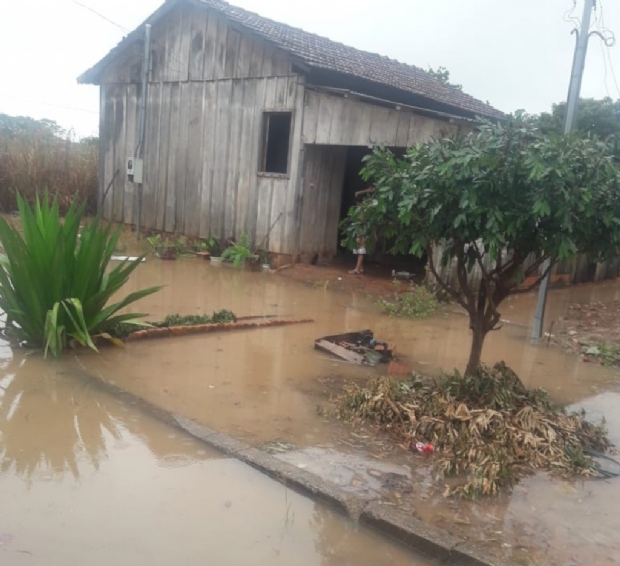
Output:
[414, 442, 435, 454]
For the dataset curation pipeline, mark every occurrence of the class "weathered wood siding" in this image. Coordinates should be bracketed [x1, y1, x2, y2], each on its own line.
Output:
[101, 76, 304, 251]
[99, 2, 304, 254]
[426, 242, 619, 292]
[302, 90, 459, 147]
[298, 145, 347, 258]
[101, 3, 292, 84]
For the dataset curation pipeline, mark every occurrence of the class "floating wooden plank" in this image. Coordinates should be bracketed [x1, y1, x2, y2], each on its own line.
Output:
[315, 340, 364, 365]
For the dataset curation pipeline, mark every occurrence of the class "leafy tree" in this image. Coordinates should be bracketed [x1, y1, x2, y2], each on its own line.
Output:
[343, 113, 620, 376]
[537, 97, 620, 139]
[427, 66, 462, 91]
[0, 113, 66, 140]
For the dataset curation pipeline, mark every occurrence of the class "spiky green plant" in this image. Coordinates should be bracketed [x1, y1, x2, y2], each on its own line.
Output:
[0, 193, 161, 357]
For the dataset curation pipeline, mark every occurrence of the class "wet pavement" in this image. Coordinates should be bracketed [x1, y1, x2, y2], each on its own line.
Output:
[14, 258, 620, 565]
[0, 344, 433, 565]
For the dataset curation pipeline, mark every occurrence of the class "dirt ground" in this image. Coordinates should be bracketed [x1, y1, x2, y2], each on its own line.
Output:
[552, 301, 620, 365]
[278, 259, 425, 299]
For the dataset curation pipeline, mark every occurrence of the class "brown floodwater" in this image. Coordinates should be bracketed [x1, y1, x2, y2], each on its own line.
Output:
[28, 259, 620, 565]
[0, 342, 433, 565]
[72, 260, 619, 446]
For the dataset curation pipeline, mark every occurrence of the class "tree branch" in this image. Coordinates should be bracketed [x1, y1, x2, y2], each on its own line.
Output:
[426, 244, 469, 310]
[505, 259, 556, 294]
[455, 240, 475, 310]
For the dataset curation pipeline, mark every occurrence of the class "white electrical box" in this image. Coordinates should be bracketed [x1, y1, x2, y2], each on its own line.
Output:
[126, 157, 144, 184]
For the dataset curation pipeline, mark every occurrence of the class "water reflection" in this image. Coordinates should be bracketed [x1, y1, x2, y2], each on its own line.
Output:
[0, 349, 211, 484]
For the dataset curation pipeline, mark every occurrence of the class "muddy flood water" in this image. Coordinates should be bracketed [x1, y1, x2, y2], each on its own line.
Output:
[0, 343, 433, 565]
[5, 257, 620, 565]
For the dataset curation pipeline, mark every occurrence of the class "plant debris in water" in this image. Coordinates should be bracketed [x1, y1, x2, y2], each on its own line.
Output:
[109, 309, 237, 338]
[377, 285, 437, 319]
[155, 309, 237, 327]
[336, 362, 612, 498]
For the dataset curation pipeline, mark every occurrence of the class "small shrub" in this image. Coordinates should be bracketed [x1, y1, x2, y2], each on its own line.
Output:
[0, 193, 161, 357]
[584, 342, 620, 366]
[221, 233, 253, 268]
[378, 285, 437, 318]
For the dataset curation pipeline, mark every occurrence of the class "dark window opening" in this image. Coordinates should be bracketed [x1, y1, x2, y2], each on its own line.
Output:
[260, 112, 292, 174]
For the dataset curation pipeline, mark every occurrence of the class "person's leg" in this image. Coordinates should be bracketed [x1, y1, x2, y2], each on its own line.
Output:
[349, 252, 364, 274]
[357, 253, 364, 273]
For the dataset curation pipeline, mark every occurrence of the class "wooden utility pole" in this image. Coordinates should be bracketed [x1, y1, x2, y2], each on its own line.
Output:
[531, 0, 596, 342]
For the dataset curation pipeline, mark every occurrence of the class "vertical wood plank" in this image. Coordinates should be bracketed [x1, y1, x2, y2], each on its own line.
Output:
[315, 95, 334, 144]
[245, 78, 267, 242]
[112, 85, 126, 223]
[235, 34, 252, 78]
[101, 85, 114, 219]
[143, 82, 162, 230]
[323, 146, 347, 254]
[213, 16, 228, 80]
[176, 4, 191, 82]
[210, 80, 232, 238]
[202, 12, 218, 81]
[224, 29, 241, 78]
[184, 82, 205, 237]
[354, 103, 374, 146]
[224, 79, 244, 237]
[163, 6, 182, 82]
[301, 90, 319, 144]
[164, 83, 181, 232]
[188, 5, 208, 80]
[174, 81, 191, 233]
[235, 80, 257, 242]
[383, 109, 400, 146]
[155, 84, 172, 231]
[199, 81, 217, 238]
[369, 107, 390, 145]
[327, 96, 346, 145]
[281, 77, 304, 255]
[248, 39, 264, 77]
[395, 110, 411, 147]
[123, 84, 138, 225]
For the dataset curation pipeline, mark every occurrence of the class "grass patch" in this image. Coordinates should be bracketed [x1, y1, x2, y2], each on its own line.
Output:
[583, 342, 620, 366]
[109, 309, 237, 339]
[337, 362, 612, 498]
[378, 285, 437, 318]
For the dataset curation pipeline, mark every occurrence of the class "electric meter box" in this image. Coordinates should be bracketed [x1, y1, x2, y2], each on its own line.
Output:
[126, 157, 144, 184]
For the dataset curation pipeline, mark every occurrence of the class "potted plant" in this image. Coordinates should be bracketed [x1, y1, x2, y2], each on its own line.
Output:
[257, 249, 270, 272]
[193, 240, 211, 260]
[206, 237, 224, 264]
[221, 233, 253, 268]
[147, 234, 178, 260]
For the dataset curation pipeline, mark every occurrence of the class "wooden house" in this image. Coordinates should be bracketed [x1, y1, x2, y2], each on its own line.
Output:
[79, 0, 502, 262]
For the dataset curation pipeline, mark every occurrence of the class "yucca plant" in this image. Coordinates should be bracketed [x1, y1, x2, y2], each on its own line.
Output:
[0, 193, 161, 357]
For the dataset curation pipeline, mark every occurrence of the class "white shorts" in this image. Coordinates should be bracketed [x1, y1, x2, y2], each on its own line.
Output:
[353, 248, 366, 255]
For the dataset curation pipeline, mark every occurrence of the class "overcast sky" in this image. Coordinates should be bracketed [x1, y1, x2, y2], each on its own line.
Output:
[0, 0, 618, 137]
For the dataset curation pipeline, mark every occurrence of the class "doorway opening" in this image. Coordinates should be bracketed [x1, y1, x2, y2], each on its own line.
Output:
[338, 146, 427, 276]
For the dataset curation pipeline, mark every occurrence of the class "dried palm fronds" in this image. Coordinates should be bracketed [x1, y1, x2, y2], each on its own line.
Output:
[336, 362, 612, 498]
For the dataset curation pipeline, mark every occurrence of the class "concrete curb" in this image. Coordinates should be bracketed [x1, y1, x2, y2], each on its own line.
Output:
[82, 372, 516, 566]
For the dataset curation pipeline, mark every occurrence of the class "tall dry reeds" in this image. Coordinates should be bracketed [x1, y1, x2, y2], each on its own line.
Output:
[0, 114, 98, 214]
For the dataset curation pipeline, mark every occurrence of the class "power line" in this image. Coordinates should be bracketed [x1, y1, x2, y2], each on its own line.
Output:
[72, 0, 129, 34]
[593, 0, 620, 98]
[0, 92, 99, 115]
[70, 0, 187, 77]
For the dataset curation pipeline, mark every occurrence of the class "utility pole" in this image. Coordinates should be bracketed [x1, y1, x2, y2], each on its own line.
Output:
[135, 23, 151, 240]
[531, 0, 596, 342]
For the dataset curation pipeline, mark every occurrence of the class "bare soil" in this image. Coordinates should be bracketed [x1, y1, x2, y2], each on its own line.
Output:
[552, 301, 620, 365]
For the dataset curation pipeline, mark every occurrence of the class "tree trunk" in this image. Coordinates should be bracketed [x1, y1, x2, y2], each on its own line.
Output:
[465, 323, 487, 376]
[465, 287, 489, 376]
